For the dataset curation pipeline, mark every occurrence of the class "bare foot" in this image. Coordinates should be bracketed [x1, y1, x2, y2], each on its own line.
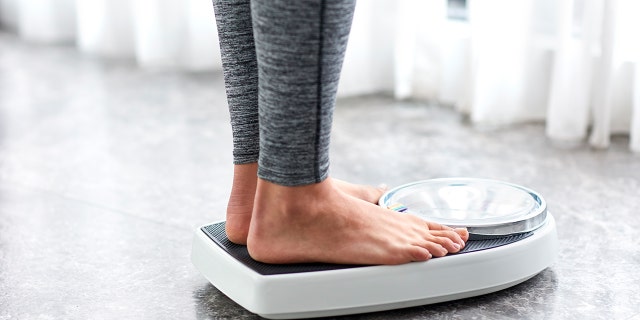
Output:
[225, 163, 258, 244]
[225, 163, 388, 244]
[332, 178, 387, 204]
[247, 177, 469, 265]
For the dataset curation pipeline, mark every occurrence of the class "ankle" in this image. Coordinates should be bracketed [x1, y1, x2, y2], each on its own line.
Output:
[224, 162, 258, 245]
[253, 178, 333, 214]
[231, 163, 258, 186]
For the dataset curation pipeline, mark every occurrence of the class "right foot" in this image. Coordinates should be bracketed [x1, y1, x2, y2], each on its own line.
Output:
[225, 163, 388, 244]
[247, 177, 468, 265]
[332, 178, 387, 204]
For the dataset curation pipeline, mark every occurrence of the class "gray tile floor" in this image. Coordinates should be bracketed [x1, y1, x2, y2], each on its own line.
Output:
[1, 32, 639, 320]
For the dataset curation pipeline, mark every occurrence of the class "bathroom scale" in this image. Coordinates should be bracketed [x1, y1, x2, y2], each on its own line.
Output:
[191, 178, 558, 319]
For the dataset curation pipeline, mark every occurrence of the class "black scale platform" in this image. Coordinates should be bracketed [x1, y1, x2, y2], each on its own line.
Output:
[201, 222, 532, 276]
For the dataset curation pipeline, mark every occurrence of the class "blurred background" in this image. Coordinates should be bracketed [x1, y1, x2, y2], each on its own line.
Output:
[2, 0, 640, 150]
[1, 1, 640, 319]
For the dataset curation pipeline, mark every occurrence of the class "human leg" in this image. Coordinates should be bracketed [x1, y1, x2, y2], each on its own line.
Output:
[212, 0, 259, 244]
[247, 0, 468, 264]
[213, 0, 393, 244]
[253, 0, 350, 186]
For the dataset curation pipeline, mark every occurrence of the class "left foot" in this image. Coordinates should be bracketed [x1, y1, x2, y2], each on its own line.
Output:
[225, 163, 258, 245]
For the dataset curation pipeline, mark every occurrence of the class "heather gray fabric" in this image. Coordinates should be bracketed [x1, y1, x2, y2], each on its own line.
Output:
[212, 0, 259, 165]
[212, 0, 356, 186]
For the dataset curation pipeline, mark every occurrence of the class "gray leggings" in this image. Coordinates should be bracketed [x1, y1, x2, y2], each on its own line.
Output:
[212, 0, 356, 186]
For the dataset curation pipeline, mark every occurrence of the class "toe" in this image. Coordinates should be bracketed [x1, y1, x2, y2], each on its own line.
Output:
[408, 246, 432, 262]
[455, 228, 469, 242]
[429, 229, 466, 249]
[423, 242, 448, 257]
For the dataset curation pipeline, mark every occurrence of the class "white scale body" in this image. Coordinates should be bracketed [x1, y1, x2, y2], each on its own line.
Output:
[191, 178, 559, 319]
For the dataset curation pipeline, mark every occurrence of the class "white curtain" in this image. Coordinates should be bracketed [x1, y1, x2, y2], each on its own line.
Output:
[0, 0, 222, 70]
[397, 0, 640, 151]
[1, 0, 639, 151]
